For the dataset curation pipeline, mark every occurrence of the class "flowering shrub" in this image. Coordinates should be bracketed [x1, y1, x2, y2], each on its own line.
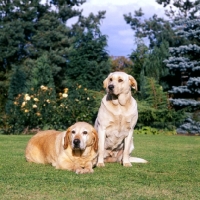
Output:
[4, 85, 98, 134]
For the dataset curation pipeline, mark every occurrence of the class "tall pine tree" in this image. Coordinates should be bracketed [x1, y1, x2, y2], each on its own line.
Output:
[162, 1, 200, 134]
[65, 11, 110, 91]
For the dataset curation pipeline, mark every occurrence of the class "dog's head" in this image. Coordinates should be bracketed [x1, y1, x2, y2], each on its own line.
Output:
[63, 122, 98, 151]
[103, 72, 137, 95]
[103, 72, 137, 105]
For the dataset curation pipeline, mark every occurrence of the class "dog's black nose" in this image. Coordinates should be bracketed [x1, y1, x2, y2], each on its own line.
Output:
[108, 84, 114, 90]
[73, 139, 80, 146]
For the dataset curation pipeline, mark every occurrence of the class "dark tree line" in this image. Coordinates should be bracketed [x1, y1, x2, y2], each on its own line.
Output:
[0, 0, 110, 113]
[124, 0, 200, 134]
[0, 0, 200, 134]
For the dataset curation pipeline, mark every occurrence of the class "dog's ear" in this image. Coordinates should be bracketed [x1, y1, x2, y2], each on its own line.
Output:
[63, 127, 71, 150]
[129, 75, 137, 91]
[92, 128, 98, 151]
[103, 73, 113, 88]
[103, 77, 108, 89]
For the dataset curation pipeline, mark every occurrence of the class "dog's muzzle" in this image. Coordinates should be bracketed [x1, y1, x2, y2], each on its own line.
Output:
[73, 139, 80, 148]
[108, 84, 114, 91]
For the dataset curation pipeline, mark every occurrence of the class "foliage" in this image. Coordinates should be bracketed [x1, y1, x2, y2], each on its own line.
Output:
[64, 11, 111, 91]
[0, 0, 110, 113]
[129, 39, 149, 86]
[163, 3, 200, 121]
[137, 100, 185, 131]
[2, 85, 100, 134]
[136, 78, 186, 131]
[110, 56, 133, 72]
[156, 0, 200, 19]
[1, 135, 200, 199]
[177, 117, 200, 135]
[6, 54, 57, 114]
[134, 126, 177, 135]
[139, 77, 168, 108]
[124, 8, 180, 49]
[0, 0, 79, 108]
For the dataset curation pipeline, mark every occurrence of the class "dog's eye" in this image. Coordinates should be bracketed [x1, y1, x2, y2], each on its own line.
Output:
[72, 130, 75, 134]
[83, 131, 88, 135]
[118, 79, 123, 82]
[109, 78, 112, 81]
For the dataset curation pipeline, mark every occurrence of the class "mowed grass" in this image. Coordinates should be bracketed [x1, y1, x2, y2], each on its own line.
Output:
[0, 134, 199, 200]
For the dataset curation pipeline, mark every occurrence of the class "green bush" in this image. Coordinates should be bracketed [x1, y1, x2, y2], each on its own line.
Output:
[136, 100, 186, 131]
[134, 126, 177, 135]
[1, 85, 102, 134]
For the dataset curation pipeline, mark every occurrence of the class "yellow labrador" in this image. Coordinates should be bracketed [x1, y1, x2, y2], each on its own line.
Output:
[95, 71, 147, 167]
[25, 122, 98, 174]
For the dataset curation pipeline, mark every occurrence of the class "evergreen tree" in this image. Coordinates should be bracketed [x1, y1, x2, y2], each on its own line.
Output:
[163, 2, 200, 134]
[141, 41, 170, 90]
[129, 38, 148, 87]
[156, 0, 200, 19]
[27, 54, 56, 92]
[6, 64, 30, 113]
[65, 11, 110, 91]
[0, 0, 83, 107]
[124, 8, 180, 49]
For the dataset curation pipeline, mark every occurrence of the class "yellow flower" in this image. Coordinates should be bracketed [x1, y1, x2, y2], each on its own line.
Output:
[87, 97, 90, 100]
[24, 94, 31, 101]
[78, 85, 82, 89]
[21, 102, 26, 107]
[40, 85, 48, 90]
[46, 99, 50, 103]
[64, 88, 68, 93]
[14, 101, 18, 105]
[59, 93, 62, 97]
[36, 112, 41, 116]
[33, 104, 37, 108]
[84, 88, 87, 91]
[62, 93, 68, 98]
[34, 98, 39, 102]
[24, 109, 29, 113]
[60, 104, 64, 107]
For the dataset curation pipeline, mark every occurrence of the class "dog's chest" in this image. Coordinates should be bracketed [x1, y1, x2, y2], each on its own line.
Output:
[105, 114, 133, 149]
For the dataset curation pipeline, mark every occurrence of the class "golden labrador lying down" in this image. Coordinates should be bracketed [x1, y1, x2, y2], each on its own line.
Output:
[25, 122, 98, 174]
[95, 71, 147, 167]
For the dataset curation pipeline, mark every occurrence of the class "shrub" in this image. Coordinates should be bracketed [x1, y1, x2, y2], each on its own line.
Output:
[2, 85, 100, 134]
[136, 100, 186, 131]
[134, 126, 177, 135]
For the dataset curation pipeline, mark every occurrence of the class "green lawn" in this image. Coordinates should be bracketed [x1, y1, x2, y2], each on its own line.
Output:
[0, 134, 199, 200]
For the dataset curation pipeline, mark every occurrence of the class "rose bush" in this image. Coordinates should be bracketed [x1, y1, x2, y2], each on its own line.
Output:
[3, 85, 100, 134]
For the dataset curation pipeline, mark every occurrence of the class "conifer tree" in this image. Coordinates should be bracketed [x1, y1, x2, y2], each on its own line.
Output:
[162, 1, 200, 134]
[0, 0, 83, 107]
[6, 64, 30, 113]
[65, 11, 110, 91]
[27, 54, 56, 93]
[1, 0, 110, 111]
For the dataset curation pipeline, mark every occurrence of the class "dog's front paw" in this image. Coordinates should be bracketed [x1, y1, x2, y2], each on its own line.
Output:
[97, 163, 105, 167]
[75, 168, 84, 174]
[123, 163, 132, 167]
[83, 168, 94, 174]
[75, 168, 94, 174]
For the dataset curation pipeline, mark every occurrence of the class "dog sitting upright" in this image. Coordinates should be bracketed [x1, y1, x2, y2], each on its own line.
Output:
[95, 72, 147, 167]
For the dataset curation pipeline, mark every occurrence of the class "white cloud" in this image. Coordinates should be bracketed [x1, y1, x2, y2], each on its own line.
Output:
[77, 0, 165, 56]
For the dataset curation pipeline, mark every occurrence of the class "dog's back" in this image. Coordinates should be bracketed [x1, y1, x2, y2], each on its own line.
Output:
[25, 130, 61, 165]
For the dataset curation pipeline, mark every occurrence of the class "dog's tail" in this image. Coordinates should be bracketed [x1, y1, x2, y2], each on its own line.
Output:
[129, 157, 148, 163]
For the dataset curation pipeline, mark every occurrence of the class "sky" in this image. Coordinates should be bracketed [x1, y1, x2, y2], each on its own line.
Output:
[75, 0, 166, 57]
